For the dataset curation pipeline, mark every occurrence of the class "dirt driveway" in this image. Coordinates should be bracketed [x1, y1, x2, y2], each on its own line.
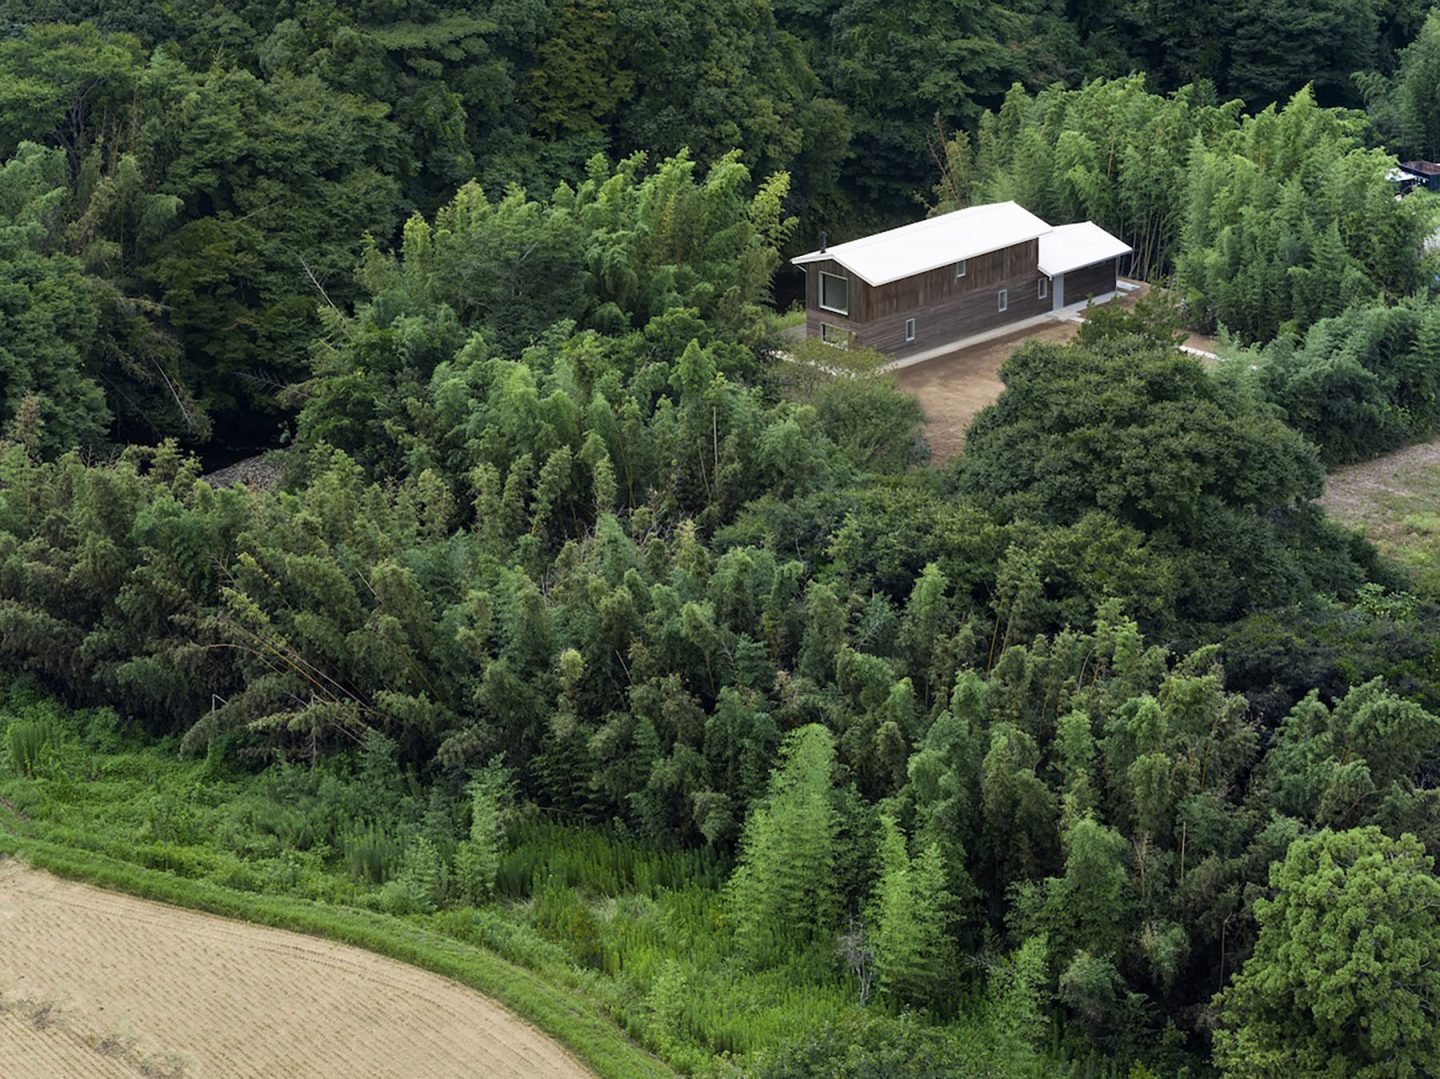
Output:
[893, 320, 1082, 463]
[890, 284, 1218, 464]
[0, 860, 591, 1078]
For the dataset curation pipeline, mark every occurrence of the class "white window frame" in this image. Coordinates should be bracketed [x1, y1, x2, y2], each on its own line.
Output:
[1038, 277, 1048, 301]
[904, 317, 916, 343]
[819, 271, 850, 315]
[997, 288, 1008, 313]
[955, 259, 967, 279]
[820, 322, 849, 349]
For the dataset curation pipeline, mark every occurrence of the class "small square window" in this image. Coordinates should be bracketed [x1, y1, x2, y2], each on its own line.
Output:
[820, 322, 849, 348]
[904, 318, 916, 343]
[997, 288, 1008, 313]
[1038, 277, 1048, 301]
[956, 259, 967, 279]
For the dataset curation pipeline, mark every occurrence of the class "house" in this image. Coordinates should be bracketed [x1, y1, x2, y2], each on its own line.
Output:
[792, 202, 1132, 361]
[1399, 160, 1440, 193]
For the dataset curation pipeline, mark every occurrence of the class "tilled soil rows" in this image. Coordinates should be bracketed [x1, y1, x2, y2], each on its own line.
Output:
[0, 861, 591, 1078]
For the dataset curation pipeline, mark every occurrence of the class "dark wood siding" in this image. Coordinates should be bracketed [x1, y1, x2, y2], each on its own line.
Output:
[803, 241, 1047, 357]
[858, 276, 1050, 357]
[1063, 259, 1117, 304]
[803, 258, 869, 321]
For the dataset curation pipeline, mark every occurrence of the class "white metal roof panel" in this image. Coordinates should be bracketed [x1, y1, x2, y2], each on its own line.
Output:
[1038, 221, 1132, 276]
[791, 201, 1053, 287]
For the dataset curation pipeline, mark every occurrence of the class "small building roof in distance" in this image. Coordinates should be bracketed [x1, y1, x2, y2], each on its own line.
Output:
[791, 201, 1052, 286]
[1402, 160, 1440, 176]
[1038, 221, 1132, 277]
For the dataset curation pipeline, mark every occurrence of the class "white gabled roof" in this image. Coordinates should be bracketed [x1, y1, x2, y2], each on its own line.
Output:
[1038, 221, 1132, 277]
[791, 201, 1052, 287]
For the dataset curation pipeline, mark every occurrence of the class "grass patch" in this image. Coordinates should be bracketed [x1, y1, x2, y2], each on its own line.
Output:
[1324, 452, 1440, 598]
[1402, 512, 1440, 535]
[769, 305, 805, 332]
[0, 687, 1064, 1077]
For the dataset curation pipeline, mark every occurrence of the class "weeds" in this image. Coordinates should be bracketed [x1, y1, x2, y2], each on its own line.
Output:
[7, 718, 59, 777]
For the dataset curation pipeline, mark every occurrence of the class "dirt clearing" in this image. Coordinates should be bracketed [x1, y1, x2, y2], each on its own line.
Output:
[892, 285, 1155, 463]
[893, 319, 1082, 463]
[0, 860, 591, 1078]
[1318, 436, 1440, 569]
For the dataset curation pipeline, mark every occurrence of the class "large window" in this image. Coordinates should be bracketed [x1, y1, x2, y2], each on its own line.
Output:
[819, 271, 849, 314]
[1038, 277, 1048, 301]
[904, 317, 916, 343]
[956, 259, 967, 279]
[997, 288, 1008, 313]
[820, 322, 849, 348]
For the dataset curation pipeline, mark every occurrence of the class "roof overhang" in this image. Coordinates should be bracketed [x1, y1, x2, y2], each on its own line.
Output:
[791, 201, 1052, 287]
[1037, 222, 1132, 277]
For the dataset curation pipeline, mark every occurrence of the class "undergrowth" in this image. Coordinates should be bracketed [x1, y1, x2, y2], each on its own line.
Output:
[0, 683, 1069, 1076]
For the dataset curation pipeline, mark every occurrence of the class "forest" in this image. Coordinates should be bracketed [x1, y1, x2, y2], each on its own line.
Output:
[4, 1, 1440, 1076]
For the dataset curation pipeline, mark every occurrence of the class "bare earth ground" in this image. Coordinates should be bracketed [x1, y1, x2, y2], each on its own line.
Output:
[0, 861, 591, 1079]
[1318, 436, 1440, 554]
[892, 285, 1157, 463]
[894, 320, 1082, 463]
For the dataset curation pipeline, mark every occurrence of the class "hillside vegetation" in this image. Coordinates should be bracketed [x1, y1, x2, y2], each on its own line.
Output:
[4, 3, 1440, 1076]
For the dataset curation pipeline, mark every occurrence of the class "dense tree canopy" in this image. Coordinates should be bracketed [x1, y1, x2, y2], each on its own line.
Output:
[4, 2, 1440, 1076]
[1216, 828, 1440, 1076]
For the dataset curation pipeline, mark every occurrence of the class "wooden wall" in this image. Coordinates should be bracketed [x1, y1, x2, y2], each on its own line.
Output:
[802, 239, 1050, 357]
[1062, 259, 1117, 304]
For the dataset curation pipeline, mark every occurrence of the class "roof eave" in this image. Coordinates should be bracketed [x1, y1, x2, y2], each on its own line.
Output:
[790, 254, 880, 287]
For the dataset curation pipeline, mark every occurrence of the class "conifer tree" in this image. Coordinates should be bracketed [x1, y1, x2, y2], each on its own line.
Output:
[727, 724, 839, 965]
[868, 814, 955, 1009]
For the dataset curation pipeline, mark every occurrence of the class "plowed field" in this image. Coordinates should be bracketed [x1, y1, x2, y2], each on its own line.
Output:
[0, 861, 591, 1078]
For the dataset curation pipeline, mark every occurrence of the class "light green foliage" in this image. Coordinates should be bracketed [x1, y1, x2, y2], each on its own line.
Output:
[727, 724, 838, 965]
[1229, 297, 1440, 466]
[1359, 8, 1440, 160]
[866, 815, 955, 1009]
[1177, 88, 1426, 341]
[5, 715, 59, 777]
[454, 757, 514, 904]
[383, 835, 444, 913]
[947, 76, 1239, 280]
[946, 78, 1427, 344]
[342, 823, 402, 884]
[1215, 827, 1440, 1077]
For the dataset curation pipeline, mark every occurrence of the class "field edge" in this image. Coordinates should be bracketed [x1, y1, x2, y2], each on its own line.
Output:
[0, 831, 674, 1079]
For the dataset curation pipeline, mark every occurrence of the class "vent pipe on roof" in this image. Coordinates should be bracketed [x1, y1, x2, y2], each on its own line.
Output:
[819, 230, 827, 254]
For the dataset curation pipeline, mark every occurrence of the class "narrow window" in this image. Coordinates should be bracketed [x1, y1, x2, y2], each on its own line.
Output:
[1038, 277, 1048, 301]
[997, 288, 1008, 313]
[904, 317, 916, 343]
[955, 259, 967, 279]
[820, 322, 849, 349]
[819, 271, 849, 314]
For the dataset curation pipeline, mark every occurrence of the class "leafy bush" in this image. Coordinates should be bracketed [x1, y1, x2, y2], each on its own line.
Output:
[342, 824, 402, 885]
[6, 717, 59, 777]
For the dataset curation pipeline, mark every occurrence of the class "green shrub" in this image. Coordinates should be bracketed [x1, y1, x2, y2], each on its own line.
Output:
[382, 835, 443, 913]
[532, 875, 606, 969]
[7, 717, 59, 777]
[342, 823, 401, 884]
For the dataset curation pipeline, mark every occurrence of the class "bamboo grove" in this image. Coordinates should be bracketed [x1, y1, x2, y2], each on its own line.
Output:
[6, 3, 1440, 1076]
